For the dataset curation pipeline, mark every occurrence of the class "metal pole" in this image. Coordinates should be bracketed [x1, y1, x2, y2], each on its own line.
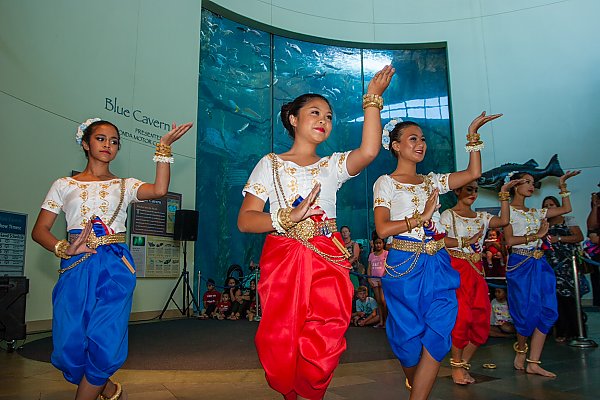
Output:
[568, 254, 598, 348]
[254, 265, 261, 321]
[198, 270, 201, 316]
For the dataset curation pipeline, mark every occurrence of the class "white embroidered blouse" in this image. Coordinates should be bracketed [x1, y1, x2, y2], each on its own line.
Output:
[41, 177, 144, 232]
[440, 210, 494, 252]
[372, 172, 451, 240]
[242, 152, 356, 218]
[509, 206, 548, 249]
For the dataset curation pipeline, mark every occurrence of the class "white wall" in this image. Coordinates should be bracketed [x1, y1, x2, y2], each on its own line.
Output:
[212, 0, 599, 225]
[0, 0, 201, 323]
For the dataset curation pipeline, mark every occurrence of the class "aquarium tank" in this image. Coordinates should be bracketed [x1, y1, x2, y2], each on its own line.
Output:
[196, 7, 454, 286]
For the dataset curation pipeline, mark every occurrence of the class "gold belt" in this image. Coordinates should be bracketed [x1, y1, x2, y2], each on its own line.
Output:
[448, 250, 482, 263]
[59, 232, 127, 274]
[274, 218, 338, 241]
[511, 247, 544, 260]
[70, 231, 127, 249]
[391, 237, 445, 255]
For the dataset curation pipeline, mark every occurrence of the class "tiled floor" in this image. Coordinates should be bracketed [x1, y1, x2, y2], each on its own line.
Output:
[2, 312, 599, 399]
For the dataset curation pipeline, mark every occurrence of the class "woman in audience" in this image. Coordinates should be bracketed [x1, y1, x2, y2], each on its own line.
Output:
[542, 195, 585, 341]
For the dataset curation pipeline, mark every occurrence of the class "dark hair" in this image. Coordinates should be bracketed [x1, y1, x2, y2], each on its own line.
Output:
[542, 195, 560, 208]
[340, 225, 350, 232]
[81, 120, 121, 158]
[280, 93, 332, 138]
[389, 121, 421, 158]
[207, 278, 215, 286]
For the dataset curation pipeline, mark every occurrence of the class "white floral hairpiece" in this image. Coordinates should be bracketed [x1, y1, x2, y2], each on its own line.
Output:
[76, 118, 101, 145]
[382, 118, 402, 150]
[504, 171, 516, 184]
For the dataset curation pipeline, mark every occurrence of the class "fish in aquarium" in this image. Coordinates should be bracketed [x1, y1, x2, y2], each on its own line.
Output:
[478, 154, 564, 191]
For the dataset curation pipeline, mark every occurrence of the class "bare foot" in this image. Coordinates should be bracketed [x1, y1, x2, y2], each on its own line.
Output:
[451, 367, 470, 385]
[464, 370, 476, 384]
[514, 352, 526, 370]
[526, 362, 556, 377]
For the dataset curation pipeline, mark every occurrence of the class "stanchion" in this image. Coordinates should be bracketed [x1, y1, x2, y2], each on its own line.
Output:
[568, 254, 598, 348]
[254, 266, 261, 322]
[198, 270, 202, 315]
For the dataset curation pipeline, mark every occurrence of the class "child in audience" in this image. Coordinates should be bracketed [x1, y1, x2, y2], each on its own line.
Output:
[351, 286, 380, 327]
[485, 229, 506, 277]
[213, 292, 232, 320]
[368, 235, 388, 328]
[199, 278, 221, 319]
[489, 287, 515, 337]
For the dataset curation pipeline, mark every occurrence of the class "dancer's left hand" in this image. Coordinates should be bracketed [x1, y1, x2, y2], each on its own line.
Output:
[160, 122, 194, 146]
[366, 65, 395, 96]
[290, 183, 324, 223]
[468, 111, 503, 135]
[559, 170, 581, 186]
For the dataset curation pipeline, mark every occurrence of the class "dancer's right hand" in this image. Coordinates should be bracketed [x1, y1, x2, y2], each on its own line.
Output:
[421, 189, 440, 222]
[65, 219, 97, 256]
[290, 183, 325, 223]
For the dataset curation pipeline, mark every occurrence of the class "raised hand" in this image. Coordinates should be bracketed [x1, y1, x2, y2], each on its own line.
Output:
[366, 65, 395, 96]
[160, 122, 194, 146]
[559, 170, 581, 186]
[65, 219, 97, 257]
[290, 183, 324, 223]
[421, 189, 440, 222]
[501, 178, 526, 193]
[468, 111, 503, 135]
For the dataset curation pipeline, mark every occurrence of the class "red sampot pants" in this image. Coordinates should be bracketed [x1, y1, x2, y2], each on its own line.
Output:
[256, 233, 353, 400]
[450, 257, 491, 349]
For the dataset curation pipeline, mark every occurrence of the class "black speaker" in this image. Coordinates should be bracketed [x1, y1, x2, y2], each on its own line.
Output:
[173, 210, 199, 241]
[0, 276, 29, 341]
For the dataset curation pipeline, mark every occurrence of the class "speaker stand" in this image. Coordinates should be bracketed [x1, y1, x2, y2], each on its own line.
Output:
[159, 241, 200, 319]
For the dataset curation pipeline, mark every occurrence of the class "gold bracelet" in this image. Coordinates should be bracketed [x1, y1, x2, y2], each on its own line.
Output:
[559, 191, 571, 198]
[54, 240, 71, 259]
[465, 140, 484, 152]
[362, 101, 381, 110]
[154, 142, 174, 163]
[362, 93, 383, 110]
[405, 216, 412, 232]
[277, 208, 297, 231]
[498, 191, 510, 201]
[412, 211, 423, 228]
[155, 143, 172, 157]
[525, 234, 537, 244]
[466, 132, 480, 142]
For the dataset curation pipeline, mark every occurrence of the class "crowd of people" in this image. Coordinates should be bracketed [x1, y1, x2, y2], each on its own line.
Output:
[32, 63, 599, 400]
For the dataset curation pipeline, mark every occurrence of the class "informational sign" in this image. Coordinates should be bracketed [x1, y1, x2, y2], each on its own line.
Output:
[476, 207, 501, 216]
[130, 193, 182, 277]
[0, 211, 27, 276]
